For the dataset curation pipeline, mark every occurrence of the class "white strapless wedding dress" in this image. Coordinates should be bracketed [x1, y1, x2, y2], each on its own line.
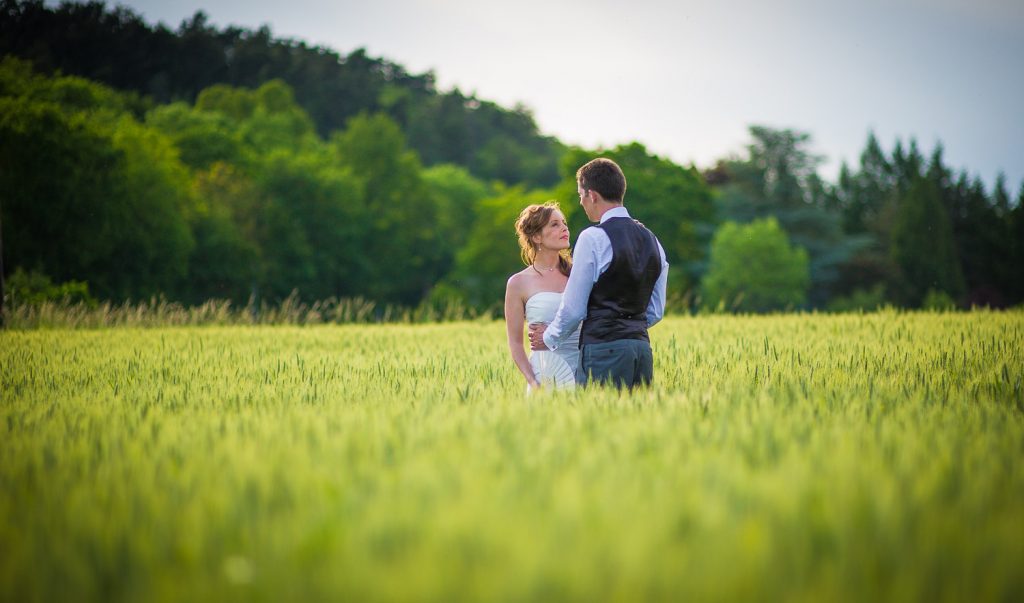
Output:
[525, 291, 580, 393]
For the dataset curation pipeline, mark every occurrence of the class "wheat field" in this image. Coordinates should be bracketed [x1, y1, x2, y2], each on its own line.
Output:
[2, 310, 1022, 602]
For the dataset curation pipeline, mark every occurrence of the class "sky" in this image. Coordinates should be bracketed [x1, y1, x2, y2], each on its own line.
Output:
[90, 0, 1024, 190]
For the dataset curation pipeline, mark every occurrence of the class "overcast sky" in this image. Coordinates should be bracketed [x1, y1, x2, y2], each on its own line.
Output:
[92, 0, 1024, 191]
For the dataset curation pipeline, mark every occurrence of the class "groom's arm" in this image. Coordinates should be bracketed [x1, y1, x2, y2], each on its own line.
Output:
[540, 229, 601, 351]
[645, 239, 669, 328]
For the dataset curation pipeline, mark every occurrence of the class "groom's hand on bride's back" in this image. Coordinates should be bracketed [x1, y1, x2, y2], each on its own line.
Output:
[528, 323, 549, 351]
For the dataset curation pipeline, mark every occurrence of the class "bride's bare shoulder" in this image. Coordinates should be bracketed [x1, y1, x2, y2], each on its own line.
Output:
[506, 267, 533, 285]
[505, 268, 535, 298]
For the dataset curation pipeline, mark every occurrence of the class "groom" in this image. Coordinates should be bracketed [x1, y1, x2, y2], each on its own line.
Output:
[529, 158, 668, 389]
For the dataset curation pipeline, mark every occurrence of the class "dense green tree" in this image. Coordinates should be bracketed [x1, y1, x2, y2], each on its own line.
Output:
[0, 58, 193, 300]
[332, 113, 445, 305]
[238, 80, 318, 153]
[1011, 184, 1024, 304]
[1, 0, 561, 187]
[194, 83, 257, 121]
[836, 131, 893, 234]
[702, 218, 809, 312]
[186, 163, 260, 303]
[422, 163, 495, 274]
[253, 150, 364, 301]
[0, 96, 121, 289]
[101, 114, 194, 298]
[1, 63, 460, 307]
[936, 158, 1015, 307]
[147, 80, 325, 302]
[395, 89, 563, 187]
[146, 102, 243, 170]
[889, 174, 964, 306]
[831, 133, 899, 300]
[183, 205, 256, 304]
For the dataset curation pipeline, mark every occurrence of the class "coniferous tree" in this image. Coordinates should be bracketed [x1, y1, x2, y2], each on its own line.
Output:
[831, 132, 899, 301]
[856, 131, 894, 230]
[1007, 183, 1024, 304]
[890, 174, 964, 306]
[987, 174, 1017, 306]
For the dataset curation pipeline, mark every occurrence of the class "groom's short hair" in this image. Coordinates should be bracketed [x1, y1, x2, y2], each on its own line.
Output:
[577, 158, 626, 203]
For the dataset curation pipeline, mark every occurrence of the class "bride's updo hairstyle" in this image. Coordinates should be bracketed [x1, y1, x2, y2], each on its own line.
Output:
[515, 201, 572, 277]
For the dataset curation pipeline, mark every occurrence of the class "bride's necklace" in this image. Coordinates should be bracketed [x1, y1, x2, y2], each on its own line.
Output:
[533, 262, 557, 274]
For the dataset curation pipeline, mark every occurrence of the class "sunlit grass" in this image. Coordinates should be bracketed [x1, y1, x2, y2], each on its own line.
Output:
[2, 310, 1022, 601]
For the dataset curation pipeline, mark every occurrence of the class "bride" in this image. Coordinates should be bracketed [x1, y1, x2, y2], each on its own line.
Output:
[504, 202, 581, 392]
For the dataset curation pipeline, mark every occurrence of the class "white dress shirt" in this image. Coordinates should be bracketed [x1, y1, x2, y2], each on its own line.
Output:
[542, 206, 669, 351]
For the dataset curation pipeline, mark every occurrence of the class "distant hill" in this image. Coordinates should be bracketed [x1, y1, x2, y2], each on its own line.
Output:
[0, 0, 564, 187]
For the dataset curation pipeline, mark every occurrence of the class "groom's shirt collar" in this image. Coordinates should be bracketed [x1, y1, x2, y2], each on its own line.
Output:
[599, 206, 630, 224]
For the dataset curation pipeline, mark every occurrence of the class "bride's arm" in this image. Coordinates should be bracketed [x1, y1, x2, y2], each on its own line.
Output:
[504, 276, 540, 389]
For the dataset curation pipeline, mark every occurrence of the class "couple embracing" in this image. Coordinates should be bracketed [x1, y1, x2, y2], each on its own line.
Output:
[504, 158, 669, 393]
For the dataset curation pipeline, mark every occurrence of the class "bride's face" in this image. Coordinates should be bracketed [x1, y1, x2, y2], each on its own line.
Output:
[533, 210, 570, 251]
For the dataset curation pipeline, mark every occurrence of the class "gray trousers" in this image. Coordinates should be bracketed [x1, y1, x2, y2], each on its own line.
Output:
[576, 339, 653, 390]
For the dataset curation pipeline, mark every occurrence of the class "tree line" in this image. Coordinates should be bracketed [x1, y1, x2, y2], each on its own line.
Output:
[0, 0, 563, 188]
[705, 128, 1024, 311]
[1, 1, 1021, 317]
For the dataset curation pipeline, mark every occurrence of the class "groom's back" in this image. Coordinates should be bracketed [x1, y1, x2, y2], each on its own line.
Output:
[581, 217, 661, 345]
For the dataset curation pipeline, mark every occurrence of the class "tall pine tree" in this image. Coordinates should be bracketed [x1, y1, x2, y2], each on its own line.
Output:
[890, 174, 964, 306]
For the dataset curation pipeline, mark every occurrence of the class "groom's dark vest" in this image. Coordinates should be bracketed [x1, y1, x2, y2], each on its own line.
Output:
[580, 217, 662, 346]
